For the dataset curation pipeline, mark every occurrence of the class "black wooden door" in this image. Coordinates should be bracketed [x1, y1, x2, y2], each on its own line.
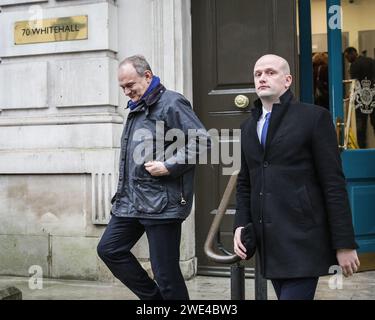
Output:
[192, 0, 298, 274]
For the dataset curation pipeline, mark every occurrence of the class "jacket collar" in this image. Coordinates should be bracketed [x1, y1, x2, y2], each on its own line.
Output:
[249, 89, 294, 154]
[128, 83, 166, 114]
[144, 82, 166, 106]
[251, 89, 294, 120]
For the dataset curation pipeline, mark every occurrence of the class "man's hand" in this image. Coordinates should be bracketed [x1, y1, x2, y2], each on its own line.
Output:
[336, 249, 360, 277]
[234, 227, 247, 260]
[144, 161, 170, 176]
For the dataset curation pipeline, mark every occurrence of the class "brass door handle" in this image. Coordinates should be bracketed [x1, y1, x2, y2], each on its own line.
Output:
[234, 95, 249, 108]
[336, 116, 346, 151]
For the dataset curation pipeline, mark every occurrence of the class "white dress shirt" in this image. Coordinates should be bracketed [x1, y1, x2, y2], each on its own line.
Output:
[257, 107, 272, 143]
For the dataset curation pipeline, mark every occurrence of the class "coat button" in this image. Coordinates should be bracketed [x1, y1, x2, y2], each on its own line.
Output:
[259, 192, 263, 196]
[263, 161, 269, 167]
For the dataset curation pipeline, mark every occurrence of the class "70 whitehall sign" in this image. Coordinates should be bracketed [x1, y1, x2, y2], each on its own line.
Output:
[14, 15, 88, 45]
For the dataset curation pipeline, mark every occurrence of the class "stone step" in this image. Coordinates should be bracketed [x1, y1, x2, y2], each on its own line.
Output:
[0, 286, 22, 300]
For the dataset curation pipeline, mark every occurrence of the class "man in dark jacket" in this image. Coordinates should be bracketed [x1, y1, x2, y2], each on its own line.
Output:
[233, 54, 360, 300]
[97, 55, 209, 300]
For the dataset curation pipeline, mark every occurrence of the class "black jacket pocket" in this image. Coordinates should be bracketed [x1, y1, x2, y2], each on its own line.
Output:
[296, 185, 316, 225]
[133, 177, 168, 214]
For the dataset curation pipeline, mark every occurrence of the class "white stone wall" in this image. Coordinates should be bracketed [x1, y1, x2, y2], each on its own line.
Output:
[0, 0, 195, 281]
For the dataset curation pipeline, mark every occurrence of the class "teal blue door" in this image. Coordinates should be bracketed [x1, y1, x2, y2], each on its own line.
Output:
[325, 0, 375, 266]
[299, 0, 375, 264]
[341, 149, 375, 254]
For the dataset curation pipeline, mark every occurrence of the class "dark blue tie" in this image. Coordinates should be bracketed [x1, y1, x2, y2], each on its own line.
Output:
[261, 112, 271, 147]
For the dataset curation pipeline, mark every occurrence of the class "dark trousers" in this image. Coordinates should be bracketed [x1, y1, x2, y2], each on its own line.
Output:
[97, 215, 189, 300]
[356, 110, 368, 148]
[271, 277, 319, 300]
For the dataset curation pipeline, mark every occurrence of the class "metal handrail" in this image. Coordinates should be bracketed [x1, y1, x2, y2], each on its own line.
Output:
[204, 170, 268, 300]
[204, 170, 241, 264]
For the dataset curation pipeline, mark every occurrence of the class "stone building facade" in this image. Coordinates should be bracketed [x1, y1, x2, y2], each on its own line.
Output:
[0, 0, 195, 281]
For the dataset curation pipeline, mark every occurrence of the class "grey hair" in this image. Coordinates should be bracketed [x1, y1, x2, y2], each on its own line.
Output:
[119, 54, 153, 76]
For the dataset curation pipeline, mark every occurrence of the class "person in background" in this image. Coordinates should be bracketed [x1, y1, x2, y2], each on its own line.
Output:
[312, 52, 329, 109]
[344, 47, 375, 148]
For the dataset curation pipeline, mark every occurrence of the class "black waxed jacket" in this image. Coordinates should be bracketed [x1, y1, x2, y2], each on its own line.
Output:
[112, 83, 210, 220]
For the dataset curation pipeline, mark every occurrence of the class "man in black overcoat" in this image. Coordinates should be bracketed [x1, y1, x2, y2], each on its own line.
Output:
[233, 54, 360, 300]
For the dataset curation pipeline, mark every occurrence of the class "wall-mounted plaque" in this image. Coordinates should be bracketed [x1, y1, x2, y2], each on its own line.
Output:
[14, 15, 88, 45]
